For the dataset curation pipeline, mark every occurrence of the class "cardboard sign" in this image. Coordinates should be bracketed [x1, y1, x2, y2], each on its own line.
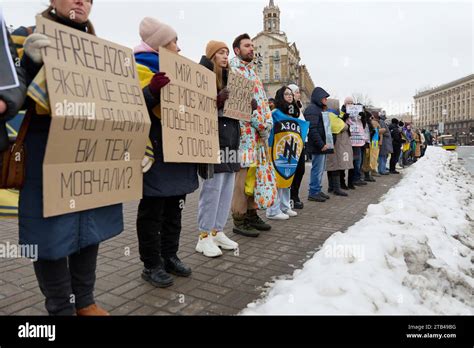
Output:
[0, 10, 19, 91]
[223, 71, 254, 121]
[322, 111, 334, 152]
[36, 16, 151, 217]
[346, 104, 363, 116]
[159, 47, 219, 163]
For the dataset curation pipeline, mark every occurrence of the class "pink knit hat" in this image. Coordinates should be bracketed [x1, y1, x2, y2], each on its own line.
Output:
[139, 17, 177, 51]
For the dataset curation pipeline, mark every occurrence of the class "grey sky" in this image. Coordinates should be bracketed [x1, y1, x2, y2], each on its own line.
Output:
[1, 0, 473, 114]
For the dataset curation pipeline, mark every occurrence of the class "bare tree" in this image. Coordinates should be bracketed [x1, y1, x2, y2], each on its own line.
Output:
[352, 93, 373, 107]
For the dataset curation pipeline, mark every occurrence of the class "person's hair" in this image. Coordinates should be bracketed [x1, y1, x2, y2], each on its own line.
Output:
[41, 5, 96, 35]
[232, 33, 251, 51]
[211, 49, 229, 91]
[274, 86, 300, 117]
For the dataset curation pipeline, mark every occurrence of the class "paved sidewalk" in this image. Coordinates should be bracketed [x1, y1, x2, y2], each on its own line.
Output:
[0, 166, 401, 315]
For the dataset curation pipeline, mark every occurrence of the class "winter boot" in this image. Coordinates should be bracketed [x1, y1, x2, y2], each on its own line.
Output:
[364, 172, 376, 182]
[247, 209, 271, 231]
[233, 213, 260, 237]
[76, 304, 110, 316]
[327, 172, 334, 193]
[332, 173, 348, 197]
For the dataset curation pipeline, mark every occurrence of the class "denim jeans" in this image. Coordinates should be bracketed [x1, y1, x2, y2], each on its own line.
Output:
[267, 188, 291, 217]
[378, 154, 388, 174]
[309, 154, 326, 196]
[350, 147, 362, 183]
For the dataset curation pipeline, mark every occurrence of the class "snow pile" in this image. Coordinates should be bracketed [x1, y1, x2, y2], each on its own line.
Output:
[243, 147, 474, 314]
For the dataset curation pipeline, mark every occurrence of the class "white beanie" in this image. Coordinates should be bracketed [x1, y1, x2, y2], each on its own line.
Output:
[287, 84, 299, 93]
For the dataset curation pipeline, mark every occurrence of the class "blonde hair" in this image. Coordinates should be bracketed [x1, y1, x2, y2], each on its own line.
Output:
[211, 48, 229, 91]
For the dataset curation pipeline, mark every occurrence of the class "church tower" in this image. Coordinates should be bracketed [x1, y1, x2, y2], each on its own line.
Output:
[263, 0, 280, 33]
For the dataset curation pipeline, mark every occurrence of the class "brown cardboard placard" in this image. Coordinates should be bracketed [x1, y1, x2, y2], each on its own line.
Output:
[223, 71, 254, 122]
[159, 47, 219, 163]
[36, 16, 150, 217]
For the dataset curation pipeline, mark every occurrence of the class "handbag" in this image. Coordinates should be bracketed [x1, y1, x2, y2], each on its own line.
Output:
[0, 109, 32, 189]
[254, 145, 277, 210]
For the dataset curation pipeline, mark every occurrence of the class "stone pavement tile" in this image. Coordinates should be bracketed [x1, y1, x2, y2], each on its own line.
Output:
[0, 170, 401, 315]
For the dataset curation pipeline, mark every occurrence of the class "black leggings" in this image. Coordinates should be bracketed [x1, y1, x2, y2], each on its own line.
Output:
[33, 243, 99, 316]
[290, 148, 306, 203]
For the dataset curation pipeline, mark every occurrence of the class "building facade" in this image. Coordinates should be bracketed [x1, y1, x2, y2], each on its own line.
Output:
[252, 0, 315, 106]
[413, 74, 474, 145]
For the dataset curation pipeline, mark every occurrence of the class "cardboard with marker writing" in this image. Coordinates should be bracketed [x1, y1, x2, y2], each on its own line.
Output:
[36, 16, 150, 217]
[159, 47, 219, 163]
[223, 71, 254, 122]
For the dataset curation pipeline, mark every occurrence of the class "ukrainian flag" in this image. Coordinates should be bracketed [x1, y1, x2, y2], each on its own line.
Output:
[0, 111, 24, 218]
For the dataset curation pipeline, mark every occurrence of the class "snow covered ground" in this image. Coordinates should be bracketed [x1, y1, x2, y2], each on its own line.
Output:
[242, 147, 474, 315]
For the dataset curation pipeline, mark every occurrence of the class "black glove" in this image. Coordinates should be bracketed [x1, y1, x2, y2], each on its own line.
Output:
[216, 88, 230, 109]
[251, 98, 258, 112]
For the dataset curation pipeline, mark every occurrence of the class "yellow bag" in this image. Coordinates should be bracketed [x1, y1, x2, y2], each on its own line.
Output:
[244, 166, 257, 196]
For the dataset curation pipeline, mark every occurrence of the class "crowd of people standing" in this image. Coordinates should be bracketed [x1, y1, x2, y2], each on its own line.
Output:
[0, 0, 432, 316]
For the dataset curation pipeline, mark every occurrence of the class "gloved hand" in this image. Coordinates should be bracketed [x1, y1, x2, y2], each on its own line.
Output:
[141, 155, 154, 173]
[24, 33, 51, 64]
[251, 98, 258, 112]
[149, 72, 170, 99]
[216, 88, 229, 109]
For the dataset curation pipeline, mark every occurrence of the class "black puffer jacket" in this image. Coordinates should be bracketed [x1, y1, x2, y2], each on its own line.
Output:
[303, 87, 331, 154]
[199, 56, 240, 174]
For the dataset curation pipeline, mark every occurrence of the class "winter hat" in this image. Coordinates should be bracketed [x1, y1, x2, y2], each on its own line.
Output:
[206, 41, 229, 59]
[344, 96, 354, 105]
[287, 84, 299, 93]
[139, 17, 177, 51]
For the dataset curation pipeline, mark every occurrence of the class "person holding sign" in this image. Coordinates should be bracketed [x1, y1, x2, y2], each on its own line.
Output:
[266, 86, 308, 220]
[304, 87, 332, 203]
[194, 41, 240, 258]
[15, 0, 122, 316]
[134, 17, 196, 287]
[230, 33, 273, 237]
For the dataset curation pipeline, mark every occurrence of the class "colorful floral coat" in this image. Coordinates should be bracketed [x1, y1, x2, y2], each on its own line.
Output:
[229, 57, 273, 168]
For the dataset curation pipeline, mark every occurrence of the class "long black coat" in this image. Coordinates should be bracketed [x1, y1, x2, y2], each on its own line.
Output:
[304, 87, 330, 155]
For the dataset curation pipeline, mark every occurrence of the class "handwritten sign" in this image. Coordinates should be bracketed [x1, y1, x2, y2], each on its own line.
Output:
[159, 47, 219, 163]
[37, 16, 150, 217]
[223, 71, 254, 121]
[346, 104, 363, 116]
[0, 10, 19, 91]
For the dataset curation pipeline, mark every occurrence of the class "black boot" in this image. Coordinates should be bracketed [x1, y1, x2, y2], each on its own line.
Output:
[327, 172, 334, 193]
[247, 209, 272, 231]
[233, 213, 260, 237]
[364, 172, 376, 182]
[332, 173, 348, 197]
[163, 255, 192, 277]
[142, 265, 174, 288]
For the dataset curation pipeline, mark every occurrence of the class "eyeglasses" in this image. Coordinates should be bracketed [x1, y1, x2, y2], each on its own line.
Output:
[284, 93, 293, 96]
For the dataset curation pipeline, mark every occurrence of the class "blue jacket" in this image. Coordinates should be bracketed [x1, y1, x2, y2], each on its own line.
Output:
[15, 23, 123, 261]
[135, 52, 199, 197]
[304, 87, 330, 154]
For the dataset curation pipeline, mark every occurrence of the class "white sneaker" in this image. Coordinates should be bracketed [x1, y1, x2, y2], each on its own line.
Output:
[196, 235, 222, 257]
[212, 231, 238, 250]
[284, 209, 298, 217]
[266, 212, 289, 220]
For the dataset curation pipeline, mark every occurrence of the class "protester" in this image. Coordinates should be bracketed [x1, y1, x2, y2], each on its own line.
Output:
[304, 87, 331, 202]
[376, 111, 392, 175]
[326, 107, 353, 196]
[195, 41, 240, 257]
[268, 98, 276, 111]
[362, 111, 380, 182]
[134, 17, 196, 287]
[388, 118, 402, 174]
[15, 0, 119, 316]
[343, 98, 367, 189]
[287, 84, 306, 209]
[230, 33, 273, 237]
[266, 86, 304, 219]
[413, 128, 422, 162]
